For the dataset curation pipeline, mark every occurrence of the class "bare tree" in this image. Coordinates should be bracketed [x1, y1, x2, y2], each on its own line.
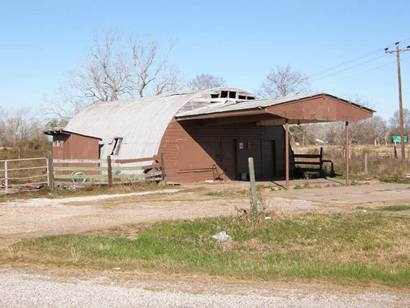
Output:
[389, 108, 410, 135]
[259, 65, 309, 98]
[43, 86, 89, 121]
[0, 108, 48, 150]
[188, 73, 225, 90]
[46, 33, 182, 121]
[131, 39, 181, 97]
[72, 32, 133, 103]
[350, 116, 388, 145]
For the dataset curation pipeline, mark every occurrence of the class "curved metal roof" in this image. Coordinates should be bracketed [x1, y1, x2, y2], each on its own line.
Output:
[64, 93, 193, 159]
[63, 88, 252, 159]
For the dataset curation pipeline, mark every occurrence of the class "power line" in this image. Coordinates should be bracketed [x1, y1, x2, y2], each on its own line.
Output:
[308, 37, 410, 81]
[311, 54, 386, 82]
[309, 49, 383, 78]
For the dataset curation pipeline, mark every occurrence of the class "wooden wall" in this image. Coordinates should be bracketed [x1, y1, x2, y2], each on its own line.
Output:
[159, 119, 293, 183]
[52, 133, 100, 160]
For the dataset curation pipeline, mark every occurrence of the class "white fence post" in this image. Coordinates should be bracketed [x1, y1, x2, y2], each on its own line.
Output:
[4, 160, 8, 194]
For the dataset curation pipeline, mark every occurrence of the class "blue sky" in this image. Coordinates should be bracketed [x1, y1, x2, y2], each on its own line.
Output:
[0, 0, 409, 120]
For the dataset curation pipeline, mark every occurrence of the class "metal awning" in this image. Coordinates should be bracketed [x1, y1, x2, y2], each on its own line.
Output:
[175, 93, 374, 124]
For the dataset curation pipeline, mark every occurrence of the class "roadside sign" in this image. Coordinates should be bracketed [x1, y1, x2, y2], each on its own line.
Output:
[392, 135, 408, 144]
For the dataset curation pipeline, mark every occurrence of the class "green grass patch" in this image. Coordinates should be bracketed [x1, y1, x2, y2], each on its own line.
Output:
[380, 205, 410, 212]
[8, 213, 410, 287]
[379, 176, 410, 184]
[205, 191, 225, 197]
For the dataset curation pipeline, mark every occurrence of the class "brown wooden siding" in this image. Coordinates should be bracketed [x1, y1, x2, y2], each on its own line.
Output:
[52, 133, 100, 160]
[158, 119, 293, 183]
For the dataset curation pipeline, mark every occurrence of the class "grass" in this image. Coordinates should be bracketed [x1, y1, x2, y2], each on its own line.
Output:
[7, 212, 410, 287]
[379, 176, 410, 184]
[380, 205, 410, 212]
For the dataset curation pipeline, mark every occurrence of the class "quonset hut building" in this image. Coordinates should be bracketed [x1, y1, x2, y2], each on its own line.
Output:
[45, 88, 373, 183]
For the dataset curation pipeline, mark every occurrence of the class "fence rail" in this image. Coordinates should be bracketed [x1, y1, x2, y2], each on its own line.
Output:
[52, 154, 164, 187]
[0, 157, 50, 194]
[293, 147, 335, 177]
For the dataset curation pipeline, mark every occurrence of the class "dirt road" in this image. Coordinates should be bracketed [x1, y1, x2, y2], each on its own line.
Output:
[1, 183, 410, 248]
[0, 269, 408, 307]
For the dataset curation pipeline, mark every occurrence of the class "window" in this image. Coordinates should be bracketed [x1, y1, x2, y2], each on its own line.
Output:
[52, 135, 65, 147]
[238, 95, 247, 100]
[210, 93, 219, 99]
[110, 137, 123, 156]
[246, 96, 255, 100]
[220, 91, 228, 98]
[229, 91, 236, 99]
[53, 140, 63, 147]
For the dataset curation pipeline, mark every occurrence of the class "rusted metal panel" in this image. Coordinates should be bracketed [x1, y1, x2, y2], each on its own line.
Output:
[176, 93, 374, 123]
[158, 119, 288, 183]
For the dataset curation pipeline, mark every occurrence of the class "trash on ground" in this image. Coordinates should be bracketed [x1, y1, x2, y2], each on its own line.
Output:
[212, 231, 232, 241]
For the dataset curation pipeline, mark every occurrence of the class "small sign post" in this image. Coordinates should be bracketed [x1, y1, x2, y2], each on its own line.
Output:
[248, 157, 258, 220]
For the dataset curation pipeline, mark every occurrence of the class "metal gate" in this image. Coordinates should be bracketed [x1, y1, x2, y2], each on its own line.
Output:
[0, 157, 50, 195]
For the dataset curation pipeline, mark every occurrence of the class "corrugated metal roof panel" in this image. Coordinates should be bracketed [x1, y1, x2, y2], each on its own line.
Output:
[64, 93, 197, 159]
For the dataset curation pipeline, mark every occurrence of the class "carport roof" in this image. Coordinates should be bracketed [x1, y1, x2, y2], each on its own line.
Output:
[175, 93, 374, 124]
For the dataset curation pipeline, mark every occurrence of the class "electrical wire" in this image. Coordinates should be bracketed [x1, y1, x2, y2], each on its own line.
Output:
[308, 37, 410, 82]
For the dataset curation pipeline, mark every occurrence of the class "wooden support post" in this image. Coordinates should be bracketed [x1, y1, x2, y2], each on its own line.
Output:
[107, 156, 113, 188]
[344, 121, 349, 186]
[285, 120, 289, 189]
[160, 153, 166, 183]
[4, 160, 8, 194]
[319, 147, 324, 177]
[47, 154, 55, 190]
[248, 157, 258, 219]
[364, 152, 368, 175]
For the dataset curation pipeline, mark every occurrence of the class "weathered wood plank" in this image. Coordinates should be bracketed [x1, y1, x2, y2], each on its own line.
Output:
[53, 159, 102, 164]
[113, 156, 159, 164]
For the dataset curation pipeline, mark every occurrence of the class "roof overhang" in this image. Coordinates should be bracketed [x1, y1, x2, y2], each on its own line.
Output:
[175, 93, 374, 125]
[43, 128, 70, 136]
[44, 128, 102, 140]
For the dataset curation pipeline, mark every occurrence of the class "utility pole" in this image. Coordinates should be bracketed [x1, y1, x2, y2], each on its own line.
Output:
[385, 42, 410, 161]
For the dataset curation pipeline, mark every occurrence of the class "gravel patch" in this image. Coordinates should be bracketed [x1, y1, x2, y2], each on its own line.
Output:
[0, 189, 180, 207]
[0, 271, 408, 307]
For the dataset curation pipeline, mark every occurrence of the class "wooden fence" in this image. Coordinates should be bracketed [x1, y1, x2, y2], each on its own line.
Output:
[52, 155, 164, 187]
[0, 157, 50, 194]
[293, 147, 335, 177]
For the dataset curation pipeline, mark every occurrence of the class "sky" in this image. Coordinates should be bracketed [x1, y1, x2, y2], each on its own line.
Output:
[0, 0, 409, 121]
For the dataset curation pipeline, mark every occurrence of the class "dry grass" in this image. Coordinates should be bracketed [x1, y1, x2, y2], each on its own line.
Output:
[295, 145, 410, 178]
[0, 182, 171, 203]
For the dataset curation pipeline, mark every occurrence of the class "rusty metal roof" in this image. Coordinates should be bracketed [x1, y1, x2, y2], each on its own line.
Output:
[175, 93, 374, 119]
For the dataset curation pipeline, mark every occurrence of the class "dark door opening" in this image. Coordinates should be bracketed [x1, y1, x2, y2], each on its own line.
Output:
[261, 140, 276, 180]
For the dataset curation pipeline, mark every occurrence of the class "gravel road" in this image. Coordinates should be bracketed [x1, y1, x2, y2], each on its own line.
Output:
[0, 270, 408, 307]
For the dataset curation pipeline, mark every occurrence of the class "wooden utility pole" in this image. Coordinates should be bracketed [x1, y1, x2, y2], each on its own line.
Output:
[385, 42, 410, 161]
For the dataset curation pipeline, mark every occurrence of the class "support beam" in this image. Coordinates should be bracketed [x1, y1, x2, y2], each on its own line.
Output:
[285, 120, 289, 189]
[344, 121, 349, 186]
